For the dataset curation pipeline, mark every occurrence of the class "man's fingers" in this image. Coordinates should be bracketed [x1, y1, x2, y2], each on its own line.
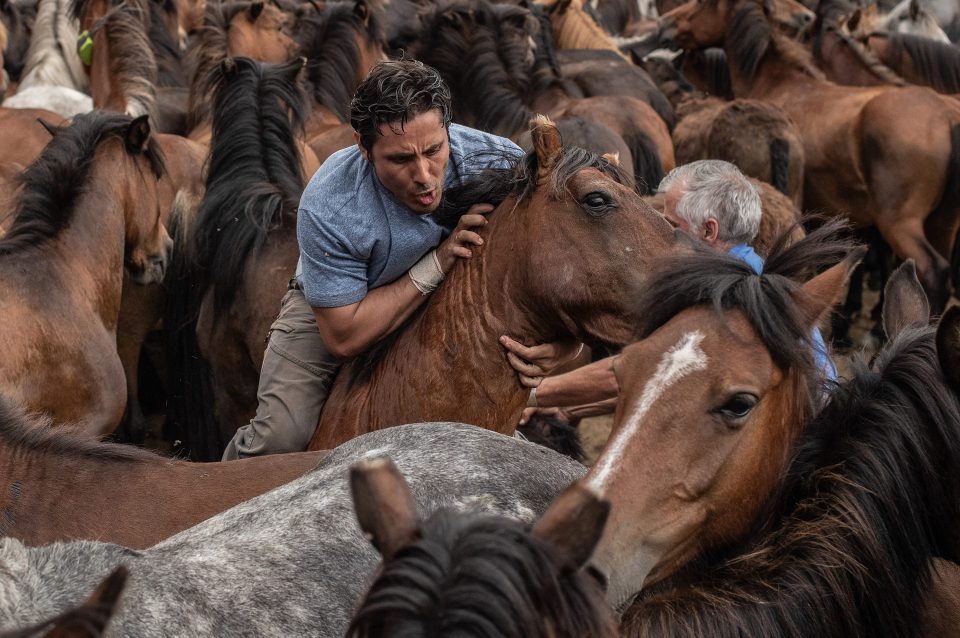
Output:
[468, 203, 494, 215]
[499, 335, 537, 360]
[457, 213, 489, 229]
[507, 351, 546, 377]
[455, 230, 484, 246]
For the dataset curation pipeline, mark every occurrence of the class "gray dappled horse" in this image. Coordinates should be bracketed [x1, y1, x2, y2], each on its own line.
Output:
[0, 422, 584, 637]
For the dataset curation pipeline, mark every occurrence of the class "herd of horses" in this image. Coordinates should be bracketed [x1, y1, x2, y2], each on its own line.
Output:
[1, 0, 960, 633]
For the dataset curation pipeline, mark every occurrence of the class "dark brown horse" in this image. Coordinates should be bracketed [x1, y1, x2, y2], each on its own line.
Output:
[165, 56, 318, 459]
[0, 111, 170, 435]
[614, 260, 960, 637]
[661, 0, 960, 311]
[307, 116, 677, 450]
[0, 397, 325, 549]
[347, 458, 617, 638]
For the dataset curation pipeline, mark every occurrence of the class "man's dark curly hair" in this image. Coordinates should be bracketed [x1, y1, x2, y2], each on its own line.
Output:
[350, 59, 453, 152]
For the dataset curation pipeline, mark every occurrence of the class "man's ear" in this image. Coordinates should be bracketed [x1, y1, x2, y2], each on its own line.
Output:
[703, 218, 720, 244]
[354, 131, 370, 161]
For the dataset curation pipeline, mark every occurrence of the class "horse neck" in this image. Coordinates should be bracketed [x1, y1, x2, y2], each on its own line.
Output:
[724, 36, 821, 98]
[816, 29, 904, 86]
[49, 155, 131, 326]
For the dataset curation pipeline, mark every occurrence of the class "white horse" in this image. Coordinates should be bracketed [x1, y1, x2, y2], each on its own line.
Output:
[882, 0, 951, 42]
[1, 0, 92, 117]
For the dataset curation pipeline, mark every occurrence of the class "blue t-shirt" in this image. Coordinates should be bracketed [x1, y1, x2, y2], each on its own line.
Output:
[728, 243, 838, 381]
[295, 124, 521, 308]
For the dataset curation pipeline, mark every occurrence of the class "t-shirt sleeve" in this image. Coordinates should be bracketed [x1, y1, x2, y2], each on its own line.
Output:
[297, 203, 369, 308]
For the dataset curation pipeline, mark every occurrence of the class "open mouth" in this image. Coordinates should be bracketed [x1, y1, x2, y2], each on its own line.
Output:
[414, 190, 437, 207]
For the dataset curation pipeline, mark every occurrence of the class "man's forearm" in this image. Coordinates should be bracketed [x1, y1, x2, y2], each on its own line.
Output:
[314, 276, 429, 359]
[535, 356, 620, 407]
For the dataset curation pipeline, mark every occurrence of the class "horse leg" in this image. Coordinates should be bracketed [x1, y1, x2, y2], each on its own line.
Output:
[873, 214, 950, 313]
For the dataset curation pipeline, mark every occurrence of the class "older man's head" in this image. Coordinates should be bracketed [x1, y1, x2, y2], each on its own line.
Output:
[658, 160, 761, 250]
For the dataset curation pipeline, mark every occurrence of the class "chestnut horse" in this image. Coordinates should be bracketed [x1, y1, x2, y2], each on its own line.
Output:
[578, 227, 858, 605]
[306, 117, 677, 451]
[165, 56, 319, 459]
[661, 0, 960, 311]
[614, 260, 960, 637]
[0, 112, 170, 435]
[0, 397, 325, 549]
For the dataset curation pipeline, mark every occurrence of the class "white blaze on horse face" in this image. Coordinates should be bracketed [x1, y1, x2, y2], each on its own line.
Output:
[588, 330, 707, 490]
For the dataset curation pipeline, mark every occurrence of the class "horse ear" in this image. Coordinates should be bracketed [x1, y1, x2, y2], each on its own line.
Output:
[845, 8, 862, 32]
[908, 0, 919, 20]
[248, 1, 263, 21]
[881, 259, 929, 340]
[45, 566, 128, 637]
[125, 115, 151, 154]
[937, 306, 960, 393]
[350, 458, 420, 562]
[354, 0, 370, 25]
[36, 118, 61, 138]
[794, 246, 867, 330]
[602, 152, 621, 167]
[530, 114, 562, 178]
[532, 483, 610, 568]
[554, 0, 573, 15]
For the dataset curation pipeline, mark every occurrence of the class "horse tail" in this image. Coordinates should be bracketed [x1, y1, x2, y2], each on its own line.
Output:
[769, 136, 791, 197]
[162, 191, 221, 461]
[624, 130, 664, 196]
[945, 124, 960, 292]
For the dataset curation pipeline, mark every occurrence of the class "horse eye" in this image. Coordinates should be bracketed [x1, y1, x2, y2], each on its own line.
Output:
[714, 393, 758, 425]
[581, 192, 614, 217]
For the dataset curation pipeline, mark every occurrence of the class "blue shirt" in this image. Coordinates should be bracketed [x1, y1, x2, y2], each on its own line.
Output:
[295, 124, 522, 308]
[728, 243, 838, 381]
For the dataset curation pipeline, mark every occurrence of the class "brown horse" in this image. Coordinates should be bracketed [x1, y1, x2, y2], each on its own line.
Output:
[0, 112, 170, 435]
[579, 228, 858, 604]
[185, 0, 298, 141]
[0, 397, 325, 549]
[306, 116, 677, 450]
[644, 54, 805, 204]
[165, 57, 318, 459]
[614, 259, 960, 637]
[859, 31, 960, 95]
[661, 0, 960, 311]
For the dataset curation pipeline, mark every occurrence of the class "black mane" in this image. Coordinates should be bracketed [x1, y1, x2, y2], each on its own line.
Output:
[883, 31, 960, 94]
[190, 56, 307, 314]
[348, 509, 616, 638]
[346, 144, 629, 388]
[0, 111, 164, 257]
[296, 0, 385, 120]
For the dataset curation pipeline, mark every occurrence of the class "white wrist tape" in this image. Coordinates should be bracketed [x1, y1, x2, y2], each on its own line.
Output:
[408, 249, 445, 295]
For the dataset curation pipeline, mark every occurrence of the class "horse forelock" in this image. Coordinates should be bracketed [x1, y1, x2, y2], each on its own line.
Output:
[192, 56, 307, 315]
[347, 509, 616, 638]
[0, 111, 165, 257]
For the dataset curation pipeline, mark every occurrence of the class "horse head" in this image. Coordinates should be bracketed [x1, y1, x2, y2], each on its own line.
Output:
[581, 228, 861, 606]
[660, 0, 813, 48]
[347, 457, 618, 638]
[227, 0, 297, 63]
[481, 116, 677, 351]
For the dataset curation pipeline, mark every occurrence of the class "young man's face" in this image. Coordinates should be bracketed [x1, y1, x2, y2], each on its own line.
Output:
[358, 109, 451, 214]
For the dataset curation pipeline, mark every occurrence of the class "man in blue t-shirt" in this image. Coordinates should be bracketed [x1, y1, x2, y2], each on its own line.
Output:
[223, 60, 524, 459]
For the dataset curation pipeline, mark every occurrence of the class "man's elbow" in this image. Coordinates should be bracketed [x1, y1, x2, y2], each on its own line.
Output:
[325, 338, 362, 360]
